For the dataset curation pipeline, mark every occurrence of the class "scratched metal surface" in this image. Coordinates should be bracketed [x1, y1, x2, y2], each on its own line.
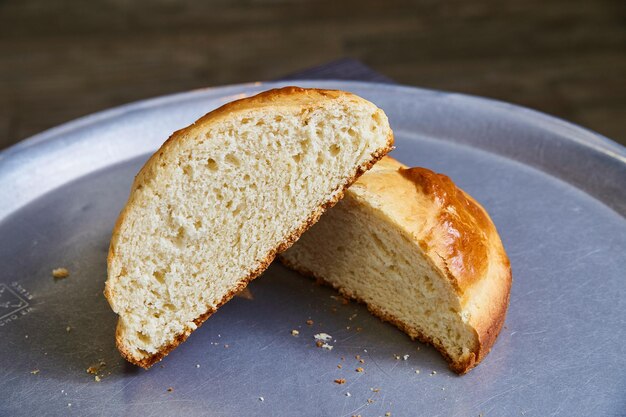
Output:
[0, 81, 624, 417]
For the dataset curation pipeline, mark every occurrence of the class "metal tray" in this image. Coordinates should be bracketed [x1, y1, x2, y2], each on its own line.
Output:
[1, 81, 624, 417]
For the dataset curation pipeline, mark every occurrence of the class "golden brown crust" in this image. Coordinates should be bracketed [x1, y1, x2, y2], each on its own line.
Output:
[469, 264, 511, 372]
[110, 123, 394, 368]
[280, 156, 512, 374]
[399, 168, 492, 291]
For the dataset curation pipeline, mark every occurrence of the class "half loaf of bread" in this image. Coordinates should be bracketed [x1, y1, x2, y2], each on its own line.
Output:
[280, 156, 511, 373]
[105, 87, 394, 368]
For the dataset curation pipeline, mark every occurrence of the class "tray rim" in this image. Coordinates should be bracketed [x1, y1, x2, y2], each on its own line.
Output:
[0, 80, 624, 218]
[2, 80, 624, 160]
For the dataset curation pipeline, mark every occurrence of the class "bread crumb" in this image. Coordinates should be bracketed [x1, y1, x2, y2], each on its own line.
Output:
[258, 396, 264, 402]
[370, 388, 380, 392]
[356, 367, 364, 373]
[359, 359, 365, 364]
[403, 354, 409, 360]
[30, 369, 39, 375]
[430, 371, 437, 376]
[334, 378, 346, 384]
[66, 326, 71, 332]
[67, 403, 72, 407]
[356, 327, 362, 332]
[314, 333, 333, 349]
[52, 268, 69, 279]
[196, 364, 200, 368]
[337, 364, 342, 369]
[306, 319, 314, 326]
[167, 387, 173, 392]
[224, 344, 229, 348]
[415, 369, 420, 374]
[367, 398, 374, 404]
[386, 413, 391, 416]
[94, 375, 101, 382]
[291, 329, 299, 336]
[393, 354, 401, 360]
[86, 359, 106, 375]
[345, 392, 351, 397]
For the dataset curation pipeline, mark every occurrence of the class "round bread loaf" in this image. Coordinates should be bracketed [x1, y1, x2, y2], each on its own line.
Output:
[105, 87, 394, 368]
[280, 156, 512, 373]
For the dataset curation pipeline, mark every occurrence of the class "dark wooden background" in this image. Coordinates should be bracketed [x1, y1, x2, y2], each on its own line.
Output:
[1, 0, 625, 150]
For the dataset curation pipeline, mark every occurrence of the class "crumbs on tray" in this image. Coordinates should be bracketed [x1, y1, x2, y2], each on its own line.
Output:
[52, 267, 70, 279]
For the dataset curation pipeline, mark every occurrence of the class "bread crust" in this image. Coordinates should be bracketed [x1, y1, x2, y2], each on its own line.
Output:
[106, 87, 394, 368]
[279, 156, 512, 374]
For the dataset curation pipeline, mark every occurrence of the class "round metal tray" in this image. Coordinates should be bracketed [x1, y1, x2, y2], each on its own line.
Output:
[0, 81, 624, 416]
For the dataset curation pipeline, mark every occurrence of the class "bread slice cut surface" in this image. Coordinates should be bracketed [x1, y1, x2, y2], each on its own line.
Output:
[105, 87, 394, 368]
[280, 156, 511, 373]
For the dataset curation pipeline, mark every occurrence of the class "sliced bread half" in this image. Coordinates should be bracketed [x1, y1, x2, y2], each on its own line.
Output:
[105, 87, 394, 368]
[280, 156, 511, 373]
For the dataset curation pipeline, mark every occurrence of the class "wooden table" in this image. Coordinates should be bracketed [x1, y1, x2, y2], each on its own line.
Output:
[1, 0, 624, 149]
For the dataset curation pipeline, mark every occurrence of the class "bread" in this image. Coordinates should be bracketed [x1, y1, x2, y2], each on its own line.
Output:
[280, 156, 511, 374]
[105, 87, 394, 368]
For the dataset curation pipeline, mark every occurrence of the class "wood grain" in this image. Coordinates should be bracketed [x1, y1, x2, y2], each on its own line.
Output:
[1, 0, 624, 149]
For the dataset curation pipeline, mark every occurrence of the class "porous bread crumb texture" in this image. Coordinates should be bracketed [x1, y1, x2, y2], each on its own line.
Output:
[105, 87, 393, 367]
[280, 159, 511, 374]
